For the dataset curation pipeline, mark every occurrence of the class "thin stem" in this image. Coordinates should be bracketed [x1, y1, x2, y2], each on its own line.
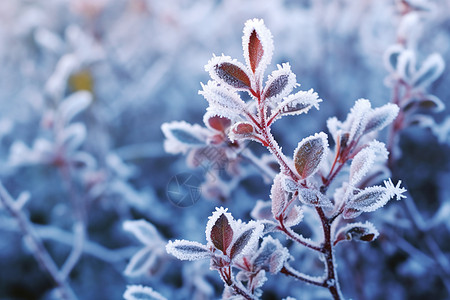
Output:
[277, 218, 322, 252]
[219, 268, 256, 300]
[281, 264, 326, 287]
[0, 182, 77, 300]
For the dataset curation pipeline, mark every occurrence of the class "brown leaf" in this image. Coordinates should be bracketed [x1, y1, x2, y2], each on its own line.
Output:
[210, 213, 233, 253]
[249, 30, 263, 73]
[215, 63, 251, 89]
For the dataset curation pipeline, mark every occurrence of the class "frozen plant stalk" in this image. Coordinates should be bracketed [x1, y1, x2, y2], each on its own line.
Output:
[163, 19, 406, 300]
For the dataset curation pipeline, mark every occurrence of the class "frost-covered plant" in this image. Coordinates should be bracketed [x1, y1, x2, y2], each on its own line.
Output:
[162, 19, 406, 300]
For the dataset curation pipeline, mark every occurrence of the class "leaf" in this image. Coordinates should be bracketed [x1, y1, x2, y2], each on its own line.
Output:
[383, 44, 404, 73]
[412, 53, 445, 89]
[229, 221, 264, 260]
[59, 91, 93, 124]
[283, 205, 303, 227]
[250, 200, 273, 220]
[62, 123, 86, 151]
[396, 50, 416, 82]
[348, 99, 372, 142]
[199, 81, 247, 114]
[205, 55, 252, 90]
[349, 141, 388, 186]
[161, 121, 208, 154]
[229, 121, 259, 142]
[293, 132, 328, 179]
[242, 19, 274, 77]
[298, 188, 333, 208]
[123, 285, 167, 300]
[363, 103, 399, 134]
[415, 95, 445, 113]
[204, 208, 235, 253]
[263, 63, 297, 103]
[123, 220, 161, 246]
[334, 221, 379, 245]
[273, 89, 321, 120]
[252, 236, 289, 274]
[344, 185, 390, 215]
[203, 112, 232, 132]
[124, 247, 159, 277]
[270, 174, 288, 218]
[165, 240, 210, 261]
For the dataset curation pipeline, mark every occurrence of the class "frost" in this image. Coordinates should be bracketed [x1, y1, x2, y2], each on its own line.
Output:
[62, 123, 87, 151]
[349, 141, 388, 186]
[166, 240, 211, 261]
[345, 186, 389, 212]
[363, 103, 399, 135]
[298, 188, 333, 208]
[124, 247, 164, 277]
[229, 221, 264, 260]
[203, 111, 232, 132]
[123, 285, 167, 300]
[123, 220, 161, 246]
[271, 174, 288, 218]
[293, 132, 328, 179]
[383, 178, 407, 201]
[384, 44, 404, 73]
[205, 55, 252, 90]
[199, 81, 247, 114]
[412, 53, 445, 89]
[242, 19, 274, 79]
[263, 63, 297, 103]
[59, 91, 93, 124]
[283, 205, 304, 227]
[229, 121, 260, 143]
[161, 121, 208, 154]
[348, 99, 372, 142]
[335, 221, 379, 244]
[250, 200, 273, 220]
[272, 89, 321, 120]
[205, 207, 235, 252]
[252, 236, 289, 274]
[396, 50, 416, 82]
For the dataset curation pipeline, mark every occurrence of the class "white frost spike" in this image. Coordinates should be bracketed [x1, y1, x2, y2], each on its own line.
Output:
[123, 220, 161, 246]
[205, 207, 236, 247]
[349, 141, 388, 186]
[298, 188, 333, 208]
[412, 53, 445, 89]
[59, 91, 93, 124]
[161, 121, 209, 154]
[383, 178, 407, 201]
[205, 55, 253, 91]
[364, 103, 399, 135]
[263, 63, 297, 104]
[199, 81, 247, 114]
[242, 19, 274, 81]
[123, 285, 167, 300]
[272, 89, 321, 121]
[166, 240, 210, 261]
[270, 174, 288, 218]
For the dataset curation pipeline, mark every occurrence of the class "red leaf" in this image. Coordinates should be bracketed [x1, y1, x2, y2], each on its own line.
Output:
[233, 122, 254, 135]
[249, 30, 263, 73]
[215, 62, 251, 89]
[207, 115, 232, 132]
[210, 213, 233, 253]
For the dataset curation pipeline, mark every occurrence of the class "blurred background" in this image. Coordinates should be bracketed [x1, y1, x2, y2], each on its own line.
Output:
[0, 0, 449, 299]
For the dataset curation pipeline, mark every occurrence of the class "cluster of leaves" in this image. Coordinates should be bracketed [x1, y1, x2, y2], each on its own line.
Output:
[162, 19, 407, 300]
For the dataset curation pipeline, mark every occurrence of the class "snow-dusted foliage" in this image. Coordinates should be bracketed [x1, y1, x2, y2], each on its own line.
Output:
[1, 1, 449, 300]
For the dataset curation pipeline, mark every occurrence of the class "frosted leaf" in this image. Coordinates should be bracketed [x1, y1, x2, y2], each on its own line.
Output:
[396, 50, 416, 82]
[242, 19, 274, 79]
[59, 91, 93, 124]
[272, 89, 321, 121]
[334, 221, 379, 245]
[348, 99, 372, 142]
[166, 240, 210, 261]
[406, 114, 436, 128]
[346, 186, 388, 212]
[363, 103, 399, 135]
[161, 121, 208, 154]
[384, 44, 404, 73]
[251, 270, 268, 290]
[326, 117, 343, 142]
[270, 174, 288, 218]
[61, 123, 86, 151]
[250, 200, 272, 220]
[263, 63, 297, 103]
[283, 205, 304, 227]
[293, 132, 328, 179]
[199, 81, 247, 114]
[281, 175, 299, 193]
[45, 54, 79, 100]
[203, 111, 232, 132]
[412, 53, 445, 89]
[229, 122, 259, 143]
[124, 247, 161, 277]
[123, 220, 161, 246]
[349, 141, 388, 186]
[413, 95, 445, 113]
[123, 285, 167, 300]
[252, 236, 289, 274]
[205, 207, 235, 253]
[205, 55, 252, 90]
[229, 221, 264, 260]
[298, 188, 333, 208]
